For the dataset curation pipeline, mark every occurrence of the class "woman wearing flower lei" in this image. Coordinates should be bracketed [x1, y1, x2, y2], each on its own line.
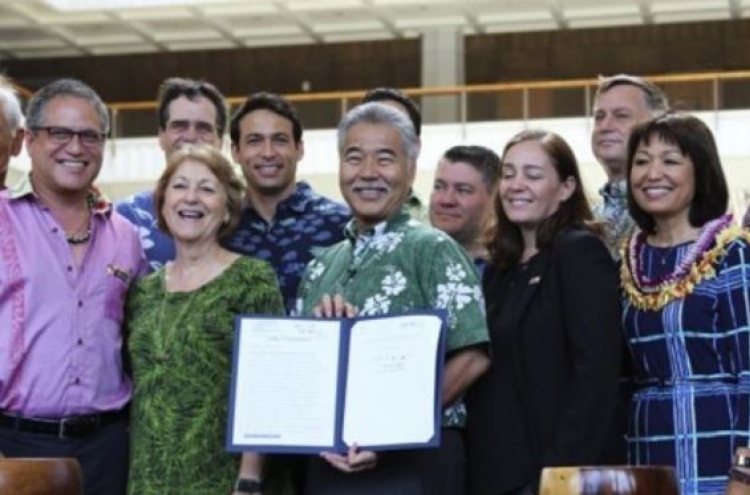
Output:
[620, 112, 750, 495]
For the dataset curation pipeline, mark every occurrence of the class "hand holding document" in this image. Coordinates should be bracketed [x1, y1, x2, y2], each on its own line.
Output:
[227, 311, 446, 454]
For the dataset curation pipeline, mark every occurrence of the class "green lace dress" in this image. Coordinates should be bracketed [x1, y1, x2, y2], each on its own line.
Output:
[125, 256, 286, 494]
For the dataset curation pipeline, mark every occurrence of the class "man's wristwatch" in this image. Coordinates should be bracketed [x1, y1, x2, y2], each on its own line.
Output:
[735, 452, 750, 469]
[234, 478, 263, 494]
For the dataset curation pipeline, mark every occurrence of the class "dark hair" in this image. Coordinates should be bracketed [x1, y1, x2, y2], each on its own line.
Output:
[487, 129, 596, 272]
[362, 87, 421, 137]
[443, 145, 501, 190]
[626, 112, 728, 234]
[27, 78, 109, 134]
[230, 92, 303, 146]
[595, 74, 669, 114]
[157, 77, 227, 136]
[154, 143, 244, 241]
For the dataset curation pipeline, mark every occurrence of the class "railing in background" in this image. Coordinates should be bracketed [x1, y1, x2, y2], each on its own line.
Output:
[105, 70, 750, 138]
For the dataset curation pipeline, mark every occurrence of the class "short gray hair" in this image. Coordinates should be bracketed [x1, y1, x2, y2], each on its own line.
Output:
[0, 76, 24, 135]
[595, 74, 669, 115]
[26, 78, 110, 134]
[338, 102, 419, 165]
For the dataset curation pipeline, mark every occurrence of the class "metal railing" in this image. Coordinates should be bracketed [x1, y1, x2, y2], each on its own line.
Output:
[16, 69, 750, 137]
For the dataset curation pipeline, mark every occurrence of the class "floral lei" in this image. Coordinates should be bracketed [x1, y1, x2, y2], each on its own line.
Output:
[621, 214, 750, 311]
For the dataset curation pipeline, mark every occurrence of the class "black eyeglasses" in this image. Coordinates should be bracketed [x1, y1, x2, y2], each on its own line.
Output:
[31, 126, 107, 147]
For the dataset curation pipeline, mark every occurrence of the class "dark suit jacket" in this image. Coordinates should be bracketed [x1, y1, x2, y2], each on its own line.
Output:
[465, 229, 622, 495]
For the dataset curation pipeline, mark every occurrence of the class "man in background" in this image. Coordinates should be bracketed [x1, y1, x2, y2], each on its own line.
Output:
[0, 75, 25, 189]
[117, 77, 227, 271]
[429, 145, 499, 275]
[591, 74, 668, 257]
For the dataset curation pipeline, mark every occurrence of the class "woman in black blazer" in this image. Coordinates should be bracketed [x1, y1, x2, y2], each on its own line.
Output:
[465, 129, 622, 495]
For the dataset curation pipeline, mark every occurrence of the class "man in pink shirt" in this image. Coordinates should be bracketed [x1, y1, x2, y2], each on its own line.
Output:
[0, 79, 145, 495]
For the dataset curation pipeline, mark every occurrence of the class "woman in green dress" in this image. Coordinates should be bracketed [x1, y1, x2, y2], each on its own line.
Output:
[125, 144, 285, 494]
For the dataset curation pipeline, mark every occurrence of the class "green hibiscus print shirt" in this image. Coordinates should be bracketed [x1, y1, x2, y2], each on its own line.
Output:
[296, 209, 489, 428]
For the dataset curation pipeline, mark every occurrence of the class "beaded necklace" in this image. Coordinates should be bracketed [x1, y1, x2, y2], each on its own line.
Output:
[66, 195, 97, 245]
[621, 214, 749, 311]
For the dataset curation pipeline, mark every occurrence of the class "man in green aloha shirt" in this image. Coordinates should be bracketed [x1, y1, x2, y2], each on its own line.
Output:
[296, 102, 490, 495]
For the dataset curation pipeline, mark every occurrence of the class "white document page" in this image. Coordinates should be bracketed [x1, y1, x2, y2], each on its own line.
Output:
[231, 318, 342, 448]
[342, 314, 442, 448]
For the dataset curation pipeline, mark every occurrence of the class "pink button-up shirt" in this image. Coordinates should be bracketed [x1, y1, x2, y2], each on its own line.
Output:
[0, 176, 146, 417]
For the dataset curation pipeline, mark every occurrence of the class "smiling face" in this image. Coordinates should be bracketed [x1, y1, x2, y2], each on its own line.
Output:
[161, 158, 229, 245]
[231, 108, 303, 200]
[429, 158, 491, 247]
[499, 140, 574, 235]
[26, 96, 104, 198]
[158, 95, 221, 154]
[340, 122, 415, 230]
[592, 84, 653, 181]
[630, 135, 695, 230]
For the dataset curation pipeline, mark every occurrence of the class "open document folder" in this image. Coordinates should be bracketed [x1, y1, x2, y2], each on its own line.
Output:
[226, 311, 447, 454]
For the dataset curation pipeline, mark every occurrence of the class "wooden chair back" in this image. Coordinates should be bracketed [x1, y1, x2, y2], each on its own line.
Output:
[539, 466, 679, 495]
[0, 458, 83, 495]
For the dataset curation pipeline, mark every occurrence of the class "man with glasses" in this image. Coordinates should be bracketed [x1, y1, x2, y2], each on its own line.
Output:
[117, 77, 227, 272]
[0, 75, 24, 190]
[0, 79, 145, 494]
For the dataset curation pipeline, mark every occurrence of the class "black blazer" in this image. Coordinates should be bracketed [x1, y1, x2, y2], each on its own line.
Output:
[465, 229, 622, 495]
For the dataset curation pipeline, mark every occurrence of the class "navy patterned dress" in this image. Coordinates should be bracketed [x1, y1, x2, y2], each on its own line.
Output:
[622, 221, 750, 495]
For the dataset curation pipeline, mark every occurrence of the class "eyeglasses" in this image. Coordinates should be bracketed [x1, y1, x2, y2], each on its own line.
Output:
[31, 126, 106, 147]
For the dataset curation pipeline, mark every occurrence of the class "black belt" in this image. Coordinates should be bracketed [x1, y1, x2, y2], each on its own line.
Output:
[0, 409, 125, 439]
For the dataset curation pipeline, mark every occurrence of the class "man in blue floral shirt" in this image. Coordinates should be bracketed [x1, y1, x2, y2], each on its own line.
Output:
[116, 77, 227, 271]
[591, 74, 668, 258]
[225, 92, 350, 313]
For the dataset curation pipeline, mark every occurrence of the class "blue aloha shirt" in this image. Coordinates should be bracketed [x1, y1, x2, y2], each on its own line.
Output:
[116, 191, 174, 273]
[225, 181, 351, 314]
[593, 179, 635, 260]
[296, 208, 489, 428]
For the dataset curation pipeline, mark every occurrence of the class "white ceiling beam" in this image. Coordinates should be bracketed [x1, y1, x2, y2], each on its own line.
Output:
[88, 43, 158, 55]
[361, 0, 403, 38]
[728, 0, 742, 18]
[231, 25, 302, 37]
[272, 0, 323, 43]
[546, 0, 569, 29]
[4, 3, 91, 55]
[241, 35, 315, 48]
[638, 1, 654, 23]
[186, 6, 242, 48]
[461, 6, 483, 34]
[105, 10, 166, 51]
